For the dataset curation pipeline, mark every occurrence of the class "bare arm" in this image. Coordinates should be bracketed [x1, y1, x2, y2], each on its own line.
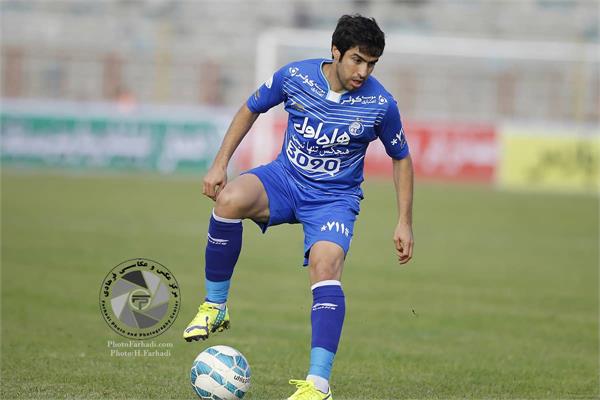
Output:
[392, 155, 414, 265]
[203, 103, 260, 200]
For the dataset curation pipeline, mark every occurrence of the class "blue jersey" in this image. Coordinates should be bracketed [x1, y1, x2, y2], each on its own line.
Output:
[247, 58, 409, 197]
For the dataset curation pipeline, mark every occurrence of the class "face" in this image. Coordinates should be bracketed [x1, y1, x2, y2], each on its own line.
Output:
[332, 45, 379, 91]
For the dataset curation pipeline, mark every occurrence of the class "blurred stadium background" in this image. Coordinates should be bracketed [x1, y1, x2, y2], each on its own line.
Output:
[1, 1, 599, 399]
[1, 0, 599, 188]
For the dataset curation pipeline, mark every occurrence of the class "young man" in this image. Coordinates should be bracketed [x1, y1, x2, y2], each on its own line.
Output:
[184, 14, 414, 400]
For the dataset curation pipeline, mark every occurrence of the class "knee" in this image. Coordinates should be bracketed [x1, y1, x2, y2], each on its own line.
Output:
[309, 246, 345, 282]
[214, 187, 245, 219]
[311, 261, 341, 282]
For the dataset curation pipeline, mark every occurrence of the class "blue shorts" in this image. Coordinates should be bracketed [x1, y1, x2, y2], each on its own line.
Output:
[243, 160, 361, 266]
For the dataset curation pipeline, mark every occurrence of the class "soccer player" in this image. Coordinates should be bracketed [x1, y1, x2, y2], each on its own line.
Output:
[184, 14, 414, 400]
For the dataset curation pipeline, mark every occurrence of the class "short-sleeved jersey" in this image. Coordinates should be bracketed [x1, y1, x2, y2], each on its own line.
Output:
[247, 58, 409, 197]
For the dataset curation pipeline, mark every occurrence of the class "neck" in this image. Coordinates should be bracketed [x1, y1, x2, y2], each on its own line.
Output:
[322, 63, 344, 93]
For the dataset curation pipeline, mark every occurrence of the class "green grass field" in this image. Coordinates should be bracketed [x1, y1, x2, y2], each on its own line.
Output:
[1, 169, 598, 399]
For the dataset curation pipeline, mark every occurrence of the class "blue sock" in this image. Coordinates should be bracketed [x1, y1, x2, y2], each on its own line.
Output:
[309, 281, 345, 383]
[204, 210, 242, 304]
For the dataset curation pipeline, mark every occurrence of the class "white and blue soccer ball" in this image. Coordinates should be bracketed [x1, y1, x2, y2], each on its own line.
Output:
[191, 345, 251, 400]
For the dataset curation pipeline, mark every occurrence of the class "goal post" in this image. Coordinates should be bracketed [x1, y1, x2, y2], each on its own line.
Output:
[246, 28, 599, 190]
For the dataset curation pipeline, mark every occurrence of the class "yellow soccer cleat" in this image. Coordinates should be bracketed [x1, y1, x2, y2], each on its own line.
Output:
[287, 379, 332, 400]
[183, 301, 230, 342]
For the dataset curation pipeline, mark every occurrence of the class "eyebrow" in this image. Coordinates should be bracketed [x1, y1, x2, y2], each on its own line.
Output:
[352, 53, 379, 64]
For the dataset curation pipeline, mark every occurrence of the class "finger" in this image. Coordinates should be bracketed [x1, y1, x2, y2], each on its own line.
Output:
[393, 237, 402, 251]
[399, 247, 410, 261]
[397, 242, 412, 264]
[395, 242, 403, 257]
[398, 239, 409, 256]
[204, 183, 216, 201]
[399, 249, 412, 265]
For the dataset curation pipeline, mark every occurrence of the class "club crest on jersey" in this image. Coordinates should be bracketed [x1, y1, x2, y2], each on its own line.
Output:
[294, 116, 350, 147]
[348, 120, 364, 136]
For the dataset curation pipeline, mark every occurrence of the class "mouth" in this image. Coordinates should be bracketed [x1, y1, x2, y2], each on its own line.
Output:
[350, 79, 363, 89]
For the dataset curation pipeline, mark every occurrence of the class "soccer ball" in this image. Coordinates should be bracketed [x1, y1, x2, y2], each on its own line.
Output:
[190, 345, 251, 400]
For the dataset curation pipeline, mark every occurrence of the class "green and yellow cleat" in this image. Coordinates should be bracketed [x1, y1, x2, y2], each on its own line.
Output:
[183, 301, 230, 342]
[287, 380, 332, 400]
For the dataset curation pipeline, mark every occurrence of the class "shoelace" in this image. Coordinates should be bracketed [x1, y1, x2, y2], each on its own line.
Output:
[191, 304, 215, 323]
[289, 380, 315, 395]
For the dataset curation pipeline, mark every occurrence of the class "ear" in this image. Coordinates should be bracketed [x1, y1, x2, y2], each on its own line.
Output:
[331, 46, 341, 62]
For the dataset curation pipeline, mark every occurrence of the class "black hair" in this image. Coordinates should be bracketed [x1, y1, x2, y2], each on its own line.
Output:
[331, 14, 385, 59]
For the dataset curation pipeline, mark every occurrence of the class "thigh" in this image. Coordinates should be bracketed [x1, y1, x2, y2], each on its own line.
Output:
[242, 161, 298, 231]
[300, 197, 360, 266]
[215, 173, 269, 222]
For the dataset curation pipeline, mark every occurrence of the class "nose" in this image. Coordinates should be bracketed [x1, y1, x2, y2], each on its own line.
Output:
[357, 63, 368, 79]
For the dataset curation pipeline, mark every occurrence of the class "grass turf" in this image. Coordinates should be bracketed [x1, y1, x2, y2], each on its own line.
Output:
[1, 170, 598, 399]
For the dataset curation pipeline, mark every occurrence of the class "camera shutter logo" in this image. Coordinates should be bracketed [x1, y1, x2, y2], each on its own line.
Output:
[100, 258, 180, 339]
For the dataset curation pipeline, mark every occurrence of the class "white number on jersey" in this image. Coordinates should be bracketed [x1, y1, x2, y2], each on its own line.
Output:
[286, 141, 340, 176]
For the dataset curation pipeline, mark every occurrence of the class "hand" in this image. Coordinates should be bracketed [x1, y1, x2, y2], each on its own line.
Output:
[202, 165, 227, 201]
[393, 222, 414, 265]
